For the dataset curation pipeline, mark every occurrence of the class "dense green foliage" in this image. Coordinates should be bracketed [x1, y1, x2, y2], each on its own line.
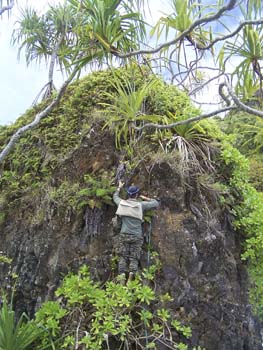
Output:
[220, 112, 263, 191]
[219, 139, 263, 317]
[218, 109, 263, 317]
[0, 256, 200, 350]
[32, 261, 194, 350]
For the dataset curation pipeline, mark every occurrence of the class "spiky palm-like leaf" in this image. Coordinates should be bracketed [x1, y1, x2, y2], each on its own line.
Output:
[150, 0, 211, 88]
[13, 5, 77, 68]
[151, 111, 216, 175]
[102, 74, 158, 148]
[69, 0, 146, 68]
[220, 24, 263, 99]
[0, 299, 43, 350]
[151, 0, 211, 49]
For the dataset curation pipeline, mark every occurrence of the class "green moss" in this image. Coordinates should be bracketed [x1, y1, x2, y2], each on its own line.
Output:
[146, 79, 199, 117]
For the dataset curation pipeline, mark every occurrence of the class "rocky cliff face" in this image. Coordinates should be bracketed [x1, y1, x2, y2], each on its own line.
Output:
[0, 125, 261, 350]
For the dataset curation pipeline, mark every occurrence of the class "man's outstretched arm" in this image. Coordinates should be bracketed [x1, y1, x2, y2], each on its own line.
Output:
[140, 195, 159, 210]
[113, 181, 124, 205]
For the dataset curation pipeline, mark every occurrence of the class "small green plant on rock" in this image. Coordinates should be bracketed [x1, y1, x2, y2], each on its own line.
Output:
[46, 171, 115, 215]
[49, 181, 80, 210]
[0, 254, 12, 265]
[76, 171, 116, 209]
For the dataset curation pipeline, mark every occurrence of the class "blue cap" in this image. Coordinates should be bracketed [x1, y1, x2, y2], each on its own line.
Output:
[127, 186, 140, 195]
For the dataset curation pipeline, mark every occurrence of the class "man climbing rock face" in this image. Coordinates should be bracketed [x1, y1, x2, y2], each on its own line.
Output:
[113, 181, 159, 282]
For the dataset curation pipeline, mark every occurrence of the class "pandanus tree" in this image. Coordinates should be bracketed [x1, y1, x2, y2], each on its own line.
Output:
[11, 0, 146, 99]
[12, 4, 78, 99]
[219, 0, 263, 100]
[220, 24, 263, 100]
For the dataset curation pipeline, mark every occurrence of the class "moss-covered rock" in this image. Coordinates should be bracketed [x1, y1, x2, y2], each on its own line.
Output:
[0, 67, 261, 349]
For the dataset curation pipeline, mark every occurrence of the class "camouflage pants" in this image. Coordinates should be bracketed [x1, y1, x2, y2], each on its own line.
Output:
[117, 233, 143, 274]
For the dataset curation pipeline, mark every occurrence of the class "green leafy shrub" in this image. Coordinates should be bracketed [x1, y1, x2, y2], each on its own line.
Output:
[220, 112, 259, 155]
[248, 156, 263, 191]
[76, 171, 116, 209]
[34, 262, 193, 350]
[146, 80, 198, 117]
[220, 140, 263, 317]
[219, 112, 263, 190]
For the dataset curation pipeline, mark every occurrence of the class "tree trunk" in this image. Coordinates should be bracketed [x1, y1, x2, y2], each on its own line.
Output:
[43, 37, 63, 100]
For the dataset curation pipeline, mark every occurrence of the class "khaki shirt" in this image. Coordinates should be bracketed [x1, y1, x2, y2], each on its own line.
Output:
[113, 190, 159, 236]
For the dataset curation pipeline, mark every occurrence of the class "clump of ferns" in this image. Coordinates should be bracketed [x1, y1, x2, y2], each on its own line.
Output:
[152, 112, 217, 177]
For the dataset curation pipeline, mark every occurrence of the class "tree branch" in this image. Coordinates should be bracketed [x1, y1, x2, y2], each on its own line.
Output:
[115, 0, 237, 58]
[42, 36, 64, 100]
[200, 19, 263, 50]
[133, 106, 237, 131]
[48, 38, 63, 88]
[0, 0, 14, 15]
[0, 66, 79, 163]
[189, 72, 224, 97]
[133, 82, 263, 133]
[225, 83, 263, 118]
